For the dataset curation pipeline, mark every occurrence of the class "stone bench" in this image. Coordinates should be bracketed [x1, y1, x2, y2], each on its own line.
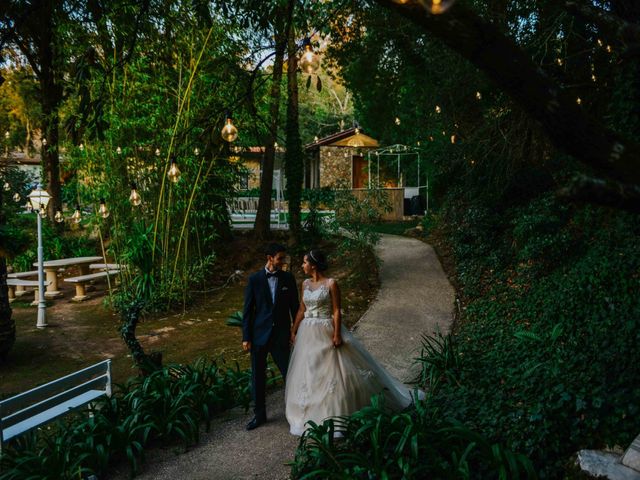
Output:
[7, 271, 39, 297]
[0, 359, 112, 450]
[6, 279, 50, 304]
[63, 270, 119, 302]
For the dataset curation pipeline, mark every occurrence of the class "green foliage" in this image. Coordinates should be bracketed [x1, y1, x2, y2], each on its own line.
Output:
[291, 395, 536, 479]
[225, 310, 243, 327]
[0, 358, 254, 479]
[428, 193, 640, 476]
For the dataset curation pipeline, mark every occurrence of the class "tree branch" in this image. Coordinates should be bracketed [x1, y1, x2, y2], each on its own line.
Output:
[557, 175, 640, 213]
[374, 0, 640, 186]
[564, 1, 640, 48]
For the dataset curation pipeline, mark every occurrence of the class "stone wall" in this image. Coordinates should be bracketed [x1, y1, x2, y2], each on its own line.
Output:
[319, 146, 353, 189]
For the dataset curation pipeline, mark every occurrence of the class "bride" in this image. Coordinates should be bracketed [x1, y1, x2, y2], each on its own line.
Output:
[285, 250, 419, 436]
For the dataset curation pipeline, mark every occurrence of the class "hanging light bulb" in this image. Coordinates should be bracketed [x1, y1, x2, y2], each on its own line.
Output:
[129, 183, 142, 206]
[99, 198, 109, 218]
[314, 136, 319, 143]
[3, 182, 10, 191]
[392, 0, 411, 3]
[71, 205, 82, 224]
[435, 105, 441, 114]
[167, 157, 181, 183]
[221, 114, 238, 142]
[116, 146, 122, 155]
[42, 138, 47, 146]
[5, 131, 10, 140]
[194, 147, 200, 156]
[556, 58, 563, 66]
[606, 45, 612, 53]
[576, 97, 582, 105]
[54, 210, 64, 223]
[394, 117, 401, 125]
[155, 148, 161, 156]
[274, 141, 279, 148]
[79, 143, 84, 151]
[450, 134, 456, 144]
[475, 91, 482, 100]
[299, 38, 320, 75]
[420, 0, 456, 14]
[12, 192, 20, 202]
[597, 39, 603, 47]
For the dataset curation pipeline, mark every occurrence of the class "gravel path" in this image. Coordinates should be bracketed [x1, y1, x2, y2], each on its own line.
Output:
[108, 234, 455, 480]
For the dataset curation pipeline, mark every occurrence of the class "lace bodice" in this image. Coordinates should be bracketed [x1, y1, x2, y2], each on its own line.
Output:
[303, 279, 333, 319]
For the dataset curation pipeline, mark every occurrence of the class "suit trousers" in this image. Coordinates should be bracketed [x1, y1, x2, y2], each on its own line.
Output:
[251, 333, 290, 418]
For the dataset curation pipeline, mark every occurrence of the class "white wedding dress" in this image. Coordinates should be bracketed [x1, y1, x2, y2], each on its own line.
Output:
[285, 278, 418, 436]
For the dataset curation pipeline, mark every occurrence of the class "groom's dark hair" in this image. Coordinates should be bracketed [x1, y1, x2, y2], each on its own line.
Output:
[265, 242, 287, 257]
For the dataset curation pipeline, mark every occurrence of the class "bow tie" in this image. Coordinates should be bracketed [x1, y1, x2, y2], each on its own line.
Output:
[266, 271, 278, 278]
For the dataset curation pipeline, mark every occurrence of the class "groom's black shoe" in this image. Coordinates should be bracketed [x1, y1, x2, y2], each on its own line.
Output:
[246, 415, 266, 431]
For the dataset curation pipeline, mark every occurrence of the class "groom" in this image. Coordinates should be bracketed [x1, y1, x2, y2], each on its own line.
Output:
[242, 242, 299, 430]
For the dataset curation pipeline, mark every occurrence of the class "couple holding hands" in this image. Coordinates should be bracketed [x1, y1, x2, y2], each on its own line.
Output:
[242, 243, 417, 435]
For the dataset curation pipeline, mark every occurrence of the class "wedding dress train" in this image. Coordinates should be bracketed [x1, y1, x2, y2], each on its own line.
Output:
[285, 279, 418, 436]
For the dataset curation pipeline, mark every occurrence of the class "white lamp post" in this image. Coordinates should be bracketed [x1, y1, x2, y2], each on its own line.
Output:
[27, 186, 51, 328]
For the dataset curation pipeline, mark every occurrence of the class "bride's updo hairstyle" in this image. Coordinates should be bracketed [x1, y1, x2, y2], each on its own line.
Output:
[307, 250, 328, 272]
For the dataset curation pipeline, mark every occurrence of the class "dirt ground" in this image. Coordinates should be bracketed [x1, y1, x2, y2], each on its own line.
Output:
[0, 231, 378, 397]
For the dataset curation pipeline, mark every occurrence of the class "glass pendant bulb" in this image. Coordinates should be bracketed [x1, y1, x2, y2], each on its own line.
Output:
[435, 105, 441, 114]
[194, 147, 200, 156]
[79, 143, 84, 151]
[221, 117, 238, 142]
[54, 210, 64, 223]
[39, 206, 46, 218]
[394, 117, 401, 125]
[420, 0, 456, 14]
[299, 40, 320, 75]
[42, 138, 47, 146]
[116, 146, 122, 155]
[3, 182, 10, 191]
[99, 198, 109, 218]
[129, 183, 142, 206]
[155, 148, 161, 156]
[476, 91, 482, 100]
[12, 192, 20, 202]
[72, 205, 82, 224]
[4, 131, 8, 140]
[167, 157, 181, 183]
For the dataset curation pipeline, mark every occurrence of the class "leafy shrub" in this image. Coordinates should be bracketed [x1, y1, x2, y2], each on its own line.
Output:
[0, 358, 255, 479]
[429, 193, 640, 477]
[291, 395, 536, 479]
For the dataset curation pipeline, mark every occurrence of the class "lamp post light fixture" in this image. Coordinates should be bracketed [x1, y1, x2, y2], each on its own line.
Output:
[27, 185, 51, 328]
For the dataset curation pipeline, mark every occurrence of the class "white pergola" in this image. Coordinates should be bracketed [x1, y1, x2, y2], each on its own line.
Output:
[366, 144, 429, 213]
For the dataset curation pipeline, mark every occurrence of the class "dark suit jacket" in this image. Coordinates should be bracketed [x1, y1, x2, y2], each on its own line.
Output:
[242, 269, 299, 346]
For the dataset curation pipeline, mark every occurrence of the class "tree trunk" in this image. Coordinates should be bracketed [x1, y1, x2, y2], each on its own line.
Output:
[285, 23, 304, 243]
[254, 10, 288, 240]
[35, 0, 63, 222]
[0, 191, 15, 362]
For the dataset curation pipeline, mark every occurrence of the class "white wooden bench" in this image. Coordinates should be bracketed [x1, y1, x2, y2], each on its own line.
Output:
[63, 269, 119, 301]
[6, 279, 50, 304]
[0, 359, 112, 450]
[7, 271, 38, 297]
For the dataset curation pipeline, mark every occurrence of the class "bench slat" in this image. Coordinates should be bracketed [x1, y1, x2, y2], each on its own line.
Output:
[64, 270, 119, 283]
[1, 390, 105, 443]
[2, 376, 108, 429]
[0, 360, 111, 414]
[6, 279, 50, 287]
[7, 271, 38, 279]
